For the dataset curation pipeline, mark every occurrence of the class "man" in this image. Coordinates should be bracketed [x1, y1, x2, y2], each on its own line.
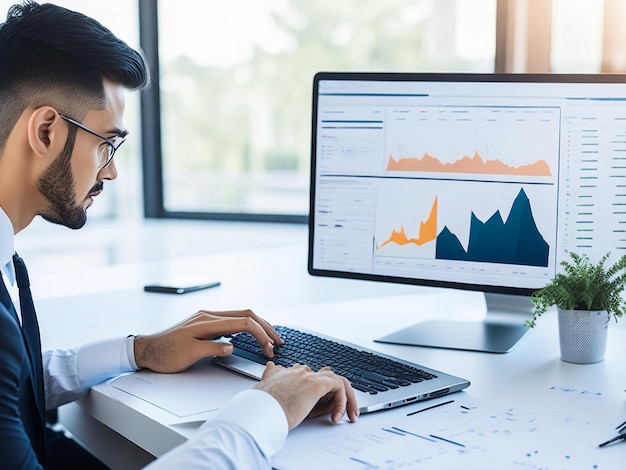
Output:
[0, 2, 359, 469]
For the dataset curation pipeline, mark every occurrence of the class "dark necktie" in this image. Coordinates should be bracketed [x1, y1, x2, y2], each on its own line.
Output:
[13, 253, 46, 428]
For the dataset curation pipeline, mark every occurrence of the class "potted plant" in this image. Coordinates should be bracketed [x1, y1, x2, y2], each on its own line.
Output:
[526, 251, 626, 364]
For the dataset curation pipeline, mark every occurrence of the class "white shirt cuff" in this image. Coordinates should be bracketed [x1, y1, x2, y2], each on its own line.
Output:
[76, 337, 135, 387]
[204, 388, 288, 457]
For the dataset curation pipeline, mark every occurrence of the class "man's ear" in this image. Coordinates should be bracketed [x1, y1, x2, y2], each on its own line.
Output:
[26, 106, 66, 159]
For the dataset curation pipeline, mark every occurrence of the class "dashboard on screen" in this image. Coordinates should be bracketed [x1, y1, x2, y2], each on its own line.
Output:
[308, 72, 626, 298]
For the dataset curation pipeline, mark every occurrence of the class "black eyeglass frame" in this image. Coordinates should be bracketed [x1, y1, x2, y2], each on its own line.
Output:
[58, 114, 126, 169]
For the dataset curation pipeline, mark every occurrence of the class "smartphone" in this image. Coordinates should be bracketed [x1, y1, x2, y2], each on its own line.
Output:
[144, 278, 221, 294]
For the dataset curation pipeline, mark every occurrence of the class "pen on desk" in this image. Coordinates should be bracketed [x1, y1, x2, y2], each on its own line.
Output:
[599, 434, 626, 447]
[598, 419, 626, 447]
[407, 399, 454, 416]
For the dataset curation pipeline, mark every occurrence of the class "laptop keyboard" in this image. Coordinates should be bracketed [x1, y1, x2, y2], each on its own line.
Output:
[229, 325, 437, 395]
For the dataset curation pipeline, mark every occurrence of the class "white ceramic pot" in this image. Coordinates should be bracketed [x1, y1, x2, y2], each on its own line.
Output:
[557, 308, 609, 364]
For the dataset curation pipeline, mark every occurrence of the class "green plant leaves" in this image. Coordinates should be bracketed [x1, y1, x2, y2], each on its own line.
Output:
[526, 252, 626, 327]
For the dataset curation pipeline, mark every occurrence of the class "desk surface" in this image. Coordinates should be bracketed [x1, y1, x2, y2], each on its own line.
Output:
[34, 243, 626, 469]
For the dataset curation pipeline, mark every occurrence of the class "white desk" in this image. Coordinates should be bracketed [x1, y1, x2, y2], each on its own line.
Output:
[34, 244, 626, 469]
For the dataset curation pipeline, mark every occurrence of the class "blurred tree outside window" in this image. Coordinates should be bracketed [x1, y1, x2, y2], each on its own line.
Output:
[157, 0, 497, 217]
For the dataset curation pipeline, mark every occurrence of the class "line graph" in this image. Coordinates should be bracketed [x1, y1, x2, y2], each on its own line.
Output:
[436, 188, 549, 267]
[374, 184, 551, 268]
[384, 105, 559, 182]
[386, 151, 552, 177]
[376, 197, 437, 250]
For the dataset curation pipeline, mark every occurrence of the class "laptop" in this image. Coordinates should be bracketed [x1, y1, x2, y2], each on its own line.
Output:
[214, 325, 470, 413]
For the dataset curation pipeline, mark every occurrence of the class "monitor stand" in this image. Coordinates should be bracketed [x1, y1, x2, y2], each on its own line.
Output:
[374, 292, 532, 353]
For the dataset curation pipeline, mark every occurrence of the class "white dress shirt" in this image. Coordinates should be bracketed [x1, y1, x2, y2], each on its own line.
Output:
[0, 207, 288, 468]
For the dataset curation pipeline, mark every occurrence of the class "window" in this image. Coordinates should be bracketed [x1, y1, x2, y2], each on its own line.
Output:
[154, 0, 497, 221]
[495, 0, 626, 74]
[551, 0, 604, 72]
[5, 1, 623, 224]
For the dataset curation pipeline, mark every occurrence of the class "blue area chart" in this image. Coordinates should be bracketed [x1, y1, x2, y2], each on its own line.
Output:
[436, 188, 549, 267]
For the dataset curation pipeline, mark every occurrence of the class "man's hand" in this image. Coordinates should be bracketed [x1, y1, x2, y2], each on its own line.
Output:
[253, 362, 359, 430]
[133, 309, 284, 373]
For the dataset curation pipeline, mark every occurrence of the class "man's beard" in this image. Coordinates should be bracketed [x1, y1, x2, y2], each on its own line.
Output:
[37, 128, 102, 230]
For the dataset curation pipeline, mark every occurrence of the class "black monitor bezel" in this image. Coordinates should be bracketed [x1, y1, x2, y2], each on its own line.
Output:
[307, 71, 626, 297]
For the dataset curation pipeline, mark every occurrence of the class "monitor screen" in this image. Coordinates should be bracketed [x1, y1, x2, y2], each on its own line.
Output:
[307, 72, 626, 352]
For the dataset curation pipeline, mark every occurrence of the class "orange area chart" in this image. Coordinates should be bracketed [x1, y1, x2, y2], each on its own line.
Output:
[386, 151, 552, 177]
[376, 197, 438, 250]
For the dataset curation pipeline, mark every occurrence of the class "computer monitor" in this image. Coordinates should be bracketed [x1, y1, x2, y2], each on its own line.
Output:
[307, 71, 626, 353]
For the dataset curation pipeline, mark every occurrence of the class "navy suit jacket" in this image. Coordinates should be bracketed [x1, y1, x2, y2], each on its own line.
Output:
[0, 275, 45, 468]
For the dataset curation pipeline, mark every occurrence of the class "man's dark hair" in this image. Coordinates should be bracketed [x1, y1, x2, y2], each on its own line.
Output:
[0, 1, 150, 149]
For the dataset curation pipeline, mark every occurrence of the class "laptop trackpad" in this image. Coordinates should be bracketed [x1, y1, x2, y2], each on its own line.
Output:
[214, 354, 266, 380]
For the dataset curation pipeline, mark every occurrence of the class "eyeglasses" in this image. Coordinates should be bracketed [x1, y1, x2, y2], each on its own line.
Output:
[59, 114, 126, 169]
